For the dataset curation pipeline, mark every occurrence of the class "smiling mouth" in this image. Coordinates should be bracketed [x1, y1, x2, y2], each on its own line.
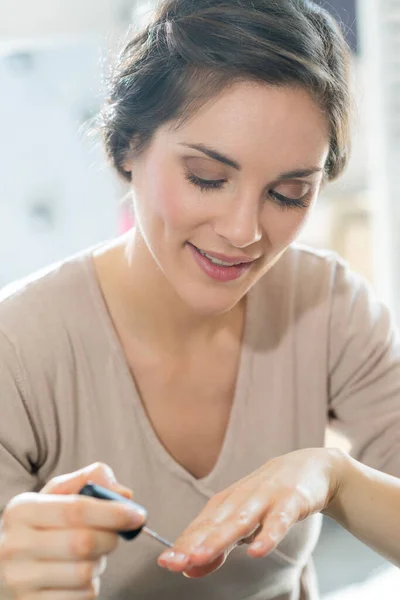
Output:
[189, 243, 258, 267]
[196, 248, 242, 267]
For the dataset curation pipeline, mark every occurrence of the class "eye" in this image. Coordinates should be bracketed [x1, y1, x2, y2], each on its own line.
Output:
[269, 178, 313, 210]
[269, 190, 310, 209]
[185, 170, 226, 192]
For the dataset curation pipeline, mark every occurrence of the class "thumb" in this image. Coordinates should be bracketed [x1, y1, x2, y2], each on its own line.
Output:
[40, 462, 133, 498]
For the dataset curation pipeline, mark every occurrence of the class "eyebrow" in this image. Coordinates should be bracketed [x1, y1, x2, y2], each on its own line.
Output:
[180, 143, 323, 179]
[180, 143, 241, 170]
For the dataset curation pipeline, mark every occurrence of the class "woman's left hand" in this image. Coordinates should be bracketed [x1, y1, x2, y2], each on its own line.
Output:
[157, 447, 344, 578]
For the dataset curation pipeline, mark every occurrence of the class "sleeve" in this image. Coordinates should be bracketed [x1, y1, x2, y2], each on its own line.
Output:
[328, 260, 400, 477]
[0, 331, 41, 514]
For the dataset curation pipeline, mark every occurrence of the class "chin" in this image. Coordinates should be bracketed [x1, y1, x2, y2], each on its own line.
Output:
[175, 278, 250, 316]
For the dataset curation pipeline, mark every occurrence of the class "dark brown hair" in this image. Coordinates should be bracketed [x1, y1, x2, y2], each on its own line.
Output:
[100, 0, 351, 182]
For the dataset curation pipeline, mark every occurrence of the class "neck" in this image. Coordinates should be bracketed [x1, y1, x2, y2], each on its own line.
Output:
[94, 231, 243, 353]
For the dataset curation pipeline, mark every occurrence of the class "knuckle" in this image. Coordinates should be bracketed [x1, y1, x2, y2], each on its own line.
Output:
[197, 516, 215, 530]
[63, 499, 86, 528]
[2, 493, 34, 527]
[235, 510, 253, 526]
[294, 483, 311, 502]
[0, 533, 17, 561]
[0, 563, 20, 590]
[182, 517, 212, 538]
[276, 511, 291, 526]
[209, 491, 224, 506]
[70, 530, 96, 559]
[90, 462, 114, 480]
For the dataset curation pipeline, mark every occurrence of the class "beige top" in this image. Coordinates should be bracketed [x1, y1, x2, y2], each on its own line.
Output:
[1, 244, 400, 600]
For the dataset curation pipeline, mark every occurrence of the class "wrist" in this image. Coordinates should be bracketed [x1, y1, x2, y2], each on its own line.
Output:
[322, 447, 352, 520]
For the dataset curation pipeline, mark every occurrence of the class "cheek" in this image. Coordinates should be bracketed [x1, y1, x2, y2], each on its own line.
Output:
[261, 205, 312, 245]
[144, 163, 200, 233]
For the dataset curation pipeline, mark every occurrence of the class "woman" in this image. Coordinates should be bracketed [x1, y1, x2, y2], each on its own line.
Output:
[0, 0, 399, 598]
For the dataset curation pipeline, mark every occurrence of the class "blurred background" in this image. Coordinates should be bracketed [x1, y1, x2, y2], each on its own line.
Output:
[0, 0, 399, 597]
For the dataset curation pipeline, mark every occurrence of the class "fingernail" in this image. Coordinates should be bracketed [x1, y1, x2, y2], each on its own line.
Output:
[125, 506, 146, 526]
[115, 484, 133, 498]
[159, 551, 188, 564]
[159, 551, 174, 562]
[249, 541, 264, 552]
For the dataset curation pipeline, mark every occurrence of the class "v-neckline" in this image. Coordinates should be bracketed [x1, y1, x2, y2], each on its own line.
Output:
[85, 253, 256, 495]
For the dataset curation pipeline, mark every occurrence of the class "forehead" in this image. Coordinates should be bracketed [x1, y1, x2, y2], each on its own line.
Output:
[166, 81, 330, 170]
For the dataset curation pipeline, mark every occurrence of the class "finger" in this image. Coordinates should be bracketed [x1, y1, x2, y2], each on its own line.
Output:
[3, 493, 145, 534]
[158, 478, 268, 572]
[40, 462, 122, 496]
[181, 474, 263, 534]
[1, 559, 102, 591]
[237, 524, 262, 546]
[174, 483, 258, 553]
[182, 552, 227, 578]
[0, 528, 118, 561]
[157, 493, 229, 571]
[171, 490, 267, 566]
[113, 485, 134, 500]
[22, 591, 99, 600]
[179, 490, 231, 533]
[247, 500, 298, 558]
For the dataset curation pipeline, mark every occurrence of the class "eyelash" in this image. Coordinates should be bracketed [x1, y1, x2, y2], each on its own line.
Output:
[184, 171, 310, 210]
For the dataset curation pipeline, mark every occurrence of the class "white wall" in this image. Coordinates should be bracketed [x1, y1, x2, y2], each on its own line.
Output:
[0, 1, 138, 283]
[0, 0, 135, 46]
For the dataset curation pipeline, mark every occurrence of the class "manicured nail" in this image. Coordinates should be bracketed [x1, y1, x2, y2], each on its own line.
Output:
[159, 551, 188, 564]
[249, 540, 265, 552]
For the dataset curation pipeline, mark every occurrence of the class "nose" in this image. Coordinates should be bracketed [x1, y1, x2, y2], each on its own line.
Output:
[213, 195, 262, 249]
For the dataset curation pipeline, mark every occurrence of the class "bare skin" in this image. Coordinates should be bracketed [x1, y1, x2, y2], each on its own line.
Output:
[5, 82, 398, 597]
[157, 449, 400, 577]
[1, 452, 400, 597]
[91, 81, 329, 480]
[0, 463, 146, 599]
[93, 242, 245, 480]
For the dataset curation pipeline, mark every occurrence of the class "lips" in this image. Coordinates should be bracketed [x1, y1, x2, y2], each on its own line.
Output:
[187, 242, 258, 283]
[189, 243, 257, 266]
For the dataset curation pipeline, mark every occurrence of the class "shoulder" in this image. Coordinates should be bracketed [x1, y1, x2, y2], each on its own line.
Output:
[279, 245, 396, 346]
[0, 249, 98, 363]
[252, 243, 383, 344]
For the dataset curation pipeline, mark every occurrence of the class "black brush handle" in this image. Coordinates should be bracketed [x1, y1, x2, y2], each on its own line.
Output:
[79, 482, 147, 541]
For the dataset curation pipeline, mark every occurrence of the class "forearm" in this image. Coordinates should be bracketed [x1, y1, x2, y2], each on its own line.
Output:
[323, 450, 400, 566]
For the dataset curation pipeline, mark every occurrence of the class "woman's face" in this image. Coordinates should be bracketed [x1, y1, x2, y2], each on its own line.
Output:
[126, 82, 330, 315]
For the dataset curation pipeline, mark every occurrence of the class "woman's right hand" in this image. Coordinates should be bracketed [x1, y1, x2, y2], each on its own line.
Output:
[0, 462, 145, 599]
